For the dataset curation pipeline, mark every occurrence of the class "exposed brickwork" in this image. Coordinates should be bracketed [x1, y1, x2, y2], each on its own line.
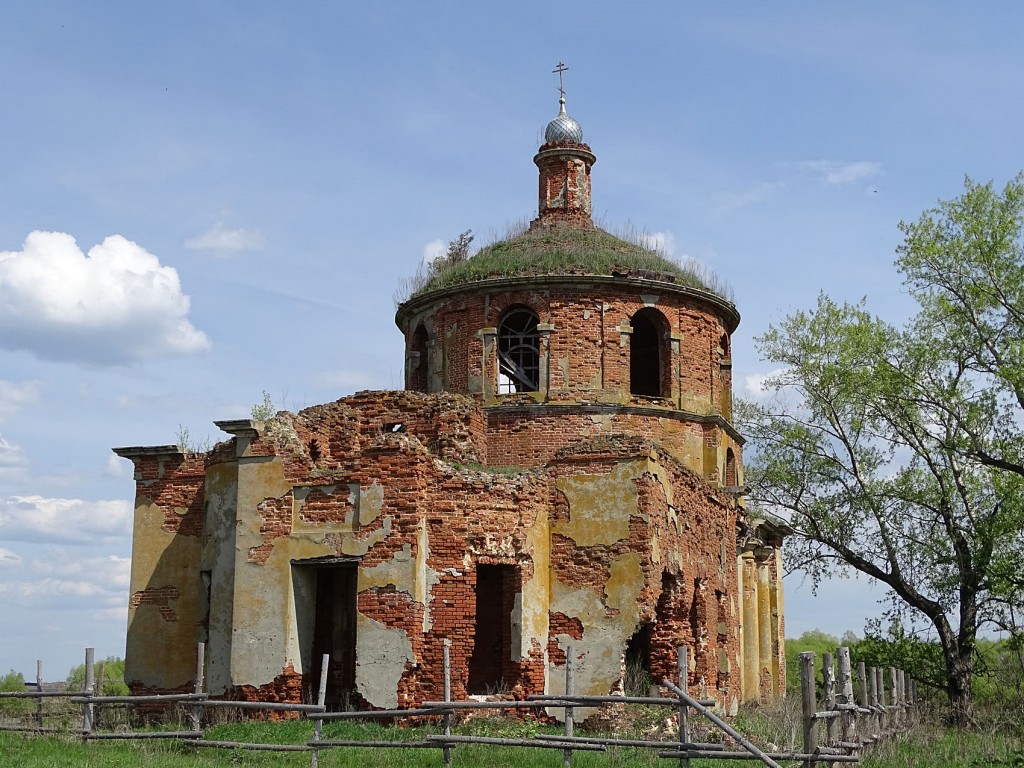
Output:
[230, 663, 305, 720]
[129, 586, 180, 621]
[129, 453, 205, 535]
[119, 114, 784, 714]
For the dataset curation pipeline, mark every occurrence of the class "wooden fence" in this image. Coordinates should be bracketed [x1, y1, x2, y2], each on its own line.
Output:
[0, 642, 919, 767]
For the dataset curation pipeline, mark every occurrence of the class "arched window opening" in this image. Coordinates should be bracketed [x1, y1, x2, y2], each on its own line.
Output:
[725, 448, 737, 487]
[498, 308, 540, 393]
[409, 324, 429, 392]
[630, 308, 667, 397]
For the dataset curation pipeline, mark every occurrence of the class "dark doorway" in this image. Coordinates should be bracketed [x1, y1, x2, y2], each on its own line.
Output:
[467, 564, 516, 693]
[630, 308, 666, 397]
[624, 622, 654, 696]
[309, 564, 358, 706]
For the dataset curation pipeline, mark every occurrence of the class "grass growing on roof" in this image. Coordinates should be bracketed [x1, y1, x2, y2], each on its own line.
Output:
[400, 225, 732, 303]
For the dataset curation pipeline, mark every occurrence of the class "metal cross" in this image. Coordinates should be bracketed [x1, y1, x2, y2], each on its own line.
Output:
[552, 62, 569, 99]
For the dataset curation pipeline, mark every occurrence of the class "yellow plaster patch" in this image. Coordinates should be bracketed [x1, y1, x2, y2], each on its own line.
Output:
[415, 517, 439, 631]
[360, 481, 384, 525]
[517, 510, 550, 662]
[359, 543, 416, 594]
[125, 496, 202, 690]
[554, 460, 648, 546]
[547, 552, 647, 717]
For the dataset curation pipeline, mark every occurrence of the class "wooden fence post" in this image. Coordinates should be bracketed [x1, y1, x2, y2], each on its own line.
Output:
[868, 666, 879, 738]
[310, 653, 329, 768]
[35, 660, 43, 730]
[442, 639, 452, 767]
[563, 645, 574, 768]
[887, 668, 898, 730]
[882, 667, 891, 732]
[799, 652, 818, 768]
[855, 661, 868, 744]
[822, 651, 836, 751]
[188, 642, 205, 735]
[677, 646, 690, 768]
[82, 648, 95, 738]
[837, 646, 855, 749]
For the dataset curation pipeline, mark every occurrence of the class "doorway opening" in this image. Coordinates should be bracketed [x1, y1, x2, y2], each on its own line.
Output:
[297, 560, 358, 706]
[467, 564, 517, 694]
[624, 622, 654, 696]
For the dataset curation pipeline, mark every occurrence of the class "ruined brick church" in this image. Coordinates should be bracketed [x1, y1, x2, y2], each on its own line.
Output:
[115, 89, 786, 715]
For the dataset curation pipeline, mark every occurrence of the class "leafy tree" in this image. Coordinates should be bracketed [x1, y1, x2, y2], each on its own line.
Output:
[0, 670, 31, 716]
[739, 176, 1024, 726]
[784, 629, 840, 695]
[66, 657, 129, 696]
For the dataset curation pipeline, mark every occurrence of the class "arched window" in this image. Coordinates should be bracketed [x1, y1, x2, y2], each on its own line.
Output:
[408, 324, 429, 392]
[630, 308, 668, 397]
[719, 332, 733, 419]
[725, 448, 737, 487]
[498, 308, 540, 393]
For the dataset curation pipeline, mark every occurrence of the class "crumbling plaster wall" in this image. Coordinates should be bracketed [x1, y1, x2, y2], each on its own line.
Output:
[199, 395, 555, 708]
[121, 384, 757, 710]
[544, 438, 741, 716]
[122, 451, 206, 692]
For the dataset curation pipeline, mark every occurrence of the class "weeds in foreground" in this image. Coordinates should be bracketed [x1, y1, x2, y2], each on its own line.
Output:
[2, 703, 1023, 767]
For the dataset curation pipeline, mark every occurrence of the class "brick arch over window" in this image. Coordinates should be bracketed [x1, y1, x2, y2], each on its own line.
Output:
[630, 307, 670, 398]
[498, 307, 540, 393]
[408, 323, 429, 392]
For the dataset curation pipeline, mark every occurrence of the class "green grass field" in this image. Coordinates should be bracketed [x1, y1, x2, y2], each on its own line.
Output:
[1, 716, 1021, 768]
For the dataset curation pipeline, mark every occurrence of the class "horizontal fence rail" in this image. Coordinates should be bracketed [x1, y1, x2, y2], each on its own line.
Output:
[0, 642, 920, 767]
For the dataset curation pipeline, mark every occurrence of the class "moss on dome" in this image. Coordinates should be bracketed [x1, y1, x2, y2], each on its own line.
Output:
[411, 226, 722, 298]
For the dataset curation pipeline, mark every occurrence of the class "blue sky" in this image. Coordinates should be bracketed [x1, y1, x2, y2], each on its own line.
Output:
[1, 2, 1022, 679]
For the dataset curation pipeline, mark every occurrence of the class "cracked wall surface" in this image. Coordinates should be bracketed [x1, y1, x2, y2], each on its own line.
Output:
[119, 280, 783, 711]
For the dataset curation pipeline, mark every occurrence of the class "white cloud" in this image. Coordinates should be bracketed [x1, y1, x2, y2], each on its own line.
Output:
[712, 181, 782, 214]
[30, 553, 131, 590]
[0, 551, 130, 612]
[0, 547, 22, 567]
[184, 223, 266, 254]
[0, 381, 39, 422]
[0, 435, 28, 478]
[0, 495, 132, 544]
[638, 230, 677, 257]
[743, 368, 789, 400]
[799, 160, 882, 186]
[421, 239, 446, 266]
[0, 577, 115, 605]
[104, 453, 130, 478]
[0, 231, 211, 364]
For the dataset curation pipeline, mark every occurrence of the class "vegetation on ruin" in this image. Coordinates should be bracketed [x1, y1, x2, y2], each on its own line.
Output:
[739, 174, 1024, 727]
[397, 224, 733, 304]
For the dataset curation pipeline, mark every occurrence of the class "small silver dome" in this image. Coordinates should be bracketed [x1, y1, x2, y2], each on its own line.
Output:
[544, 97, 583, 143]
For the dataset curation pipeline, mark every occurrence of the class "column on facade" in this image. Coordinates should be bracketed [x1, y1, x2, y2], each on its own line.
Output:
[755, 547, 774, 698]
[738, 549, 759, 700]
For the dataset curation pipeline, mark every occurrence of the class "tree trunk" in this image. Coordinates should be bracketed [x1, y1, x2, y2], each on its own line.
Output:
[933, 614, 976, 727]
[942, 638, 975, 727]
